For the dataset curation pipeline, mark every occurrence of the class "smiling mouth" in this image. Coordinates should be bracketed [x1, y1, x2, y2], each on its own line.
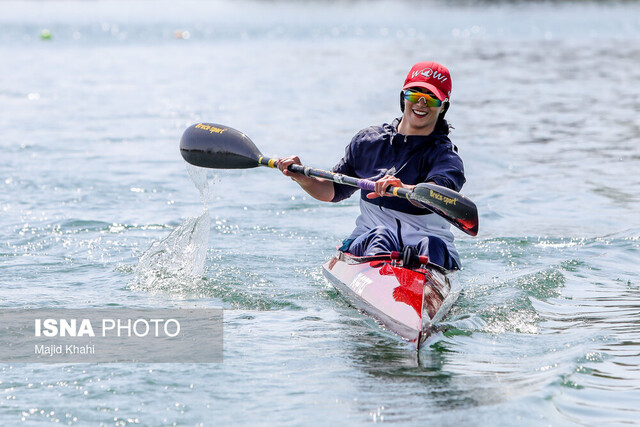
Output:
[413, 109, 428, 117]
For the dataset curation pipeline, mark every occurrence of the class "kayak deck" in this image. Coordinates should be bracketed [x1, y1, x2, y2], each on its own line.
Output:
[322, 251, 455, 347]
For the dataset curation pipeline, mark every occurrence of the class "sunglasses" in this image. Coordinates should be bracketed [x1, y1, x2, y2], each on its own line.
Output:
[403, 89, 443, 107]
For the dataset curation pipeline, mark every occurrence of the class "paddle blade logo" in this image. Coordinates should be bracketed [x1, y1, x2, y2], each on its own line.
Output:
[429, 189, 457, 206]
[195, 123, 227, 135]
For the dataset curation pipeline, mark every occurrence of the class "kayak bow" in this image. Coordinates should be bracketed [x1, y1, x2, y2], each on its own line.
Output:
[322, 251, 458, 347]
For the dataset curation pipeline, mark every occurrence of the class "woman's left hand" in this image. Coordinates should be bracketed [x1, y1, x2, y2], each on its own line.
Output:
[366, 175, 408, 199]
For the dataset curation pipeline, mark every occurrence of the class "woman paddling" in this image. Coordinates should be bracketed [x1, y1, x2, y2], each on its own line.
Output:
[277, 61, 465, 271]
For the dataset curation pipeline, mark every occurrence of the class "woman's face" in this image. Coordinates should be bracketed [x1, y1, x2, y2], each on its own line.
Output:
[401, 88, 444, 135]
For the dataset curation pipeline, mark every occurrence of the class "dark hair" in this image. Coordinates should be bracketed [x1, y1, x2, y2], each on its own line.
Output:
[435, 117, 451, 135]
[436, 102, 451, 135]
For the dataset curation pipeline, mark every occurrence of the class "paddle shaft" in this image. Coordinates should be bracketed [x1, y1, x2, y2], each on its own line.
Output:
[179, 122, 478, 236]
[257, 156, 412, 199]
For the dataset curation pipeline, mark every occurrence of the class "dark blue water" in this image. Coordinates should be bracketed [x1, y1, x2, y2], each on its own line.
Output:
[1, 0, 639, 424]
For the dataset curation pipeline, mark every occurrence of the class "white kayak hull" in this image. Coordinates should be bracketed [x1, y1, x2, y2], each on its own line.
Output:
[322, 252, 456, 347]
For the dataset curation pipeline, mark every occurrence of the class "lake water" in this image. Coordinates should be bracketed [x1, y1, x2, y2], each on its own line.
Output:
[1, 0, 639, 425]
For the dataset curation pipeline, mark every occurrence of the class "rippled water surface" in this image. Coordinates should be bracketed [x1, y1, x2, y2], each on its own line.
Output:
[1, 0, 639, 425]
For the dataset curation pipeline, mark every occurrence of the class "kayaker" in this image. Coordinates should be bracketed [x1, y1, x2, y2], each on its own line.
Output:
[277, 61, 464, 270]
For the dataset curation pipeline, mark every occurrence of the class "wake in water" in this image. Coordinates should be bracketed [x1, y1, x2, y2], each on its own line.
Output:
[130, 165, 214, 294]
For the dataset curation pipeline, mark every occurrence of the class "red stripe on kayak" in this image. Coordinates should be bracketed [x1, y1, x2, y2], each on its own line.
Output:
[376, 263, 425, 317]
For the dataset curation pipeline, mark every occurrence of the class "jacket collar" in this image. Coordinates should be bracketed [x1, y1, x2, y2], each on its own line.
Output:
[387, 117, 448, 147]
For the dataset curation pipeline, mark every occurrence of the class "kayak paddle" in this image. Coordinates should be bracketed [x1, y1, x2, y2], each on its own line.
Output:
[179, 123, 479, 236]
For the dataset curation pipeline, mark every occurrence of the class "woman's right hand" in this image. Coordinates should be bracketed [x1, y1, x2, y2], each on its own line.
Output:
[276, 155, 335, 202]
[277, 155, 303, 180]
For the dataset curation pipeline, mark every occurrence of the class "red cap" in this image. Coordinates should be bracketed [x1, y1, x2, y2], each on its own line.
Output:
[402, 61, 452, 102]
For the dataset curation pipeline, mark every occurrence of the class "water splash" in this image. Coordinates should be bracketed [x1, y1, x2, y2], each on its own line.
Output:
[131, 164, 213, 294]
[186, 163, 216, 208]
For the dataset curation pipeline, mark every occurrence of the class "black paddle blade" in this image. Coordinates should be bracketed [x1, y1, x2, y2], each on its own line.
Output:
[179, 123, 263, 169]
[412, 183, 479, 236]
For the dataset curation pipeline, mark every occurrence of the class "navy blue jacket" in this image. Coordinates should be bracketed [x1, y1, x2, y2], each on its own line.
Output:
[331, 118, 465, 215]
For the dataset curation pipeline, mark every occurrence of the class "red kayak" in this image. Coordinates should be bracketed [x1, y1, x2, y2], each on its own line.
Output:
[322, 251, 457, 347]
